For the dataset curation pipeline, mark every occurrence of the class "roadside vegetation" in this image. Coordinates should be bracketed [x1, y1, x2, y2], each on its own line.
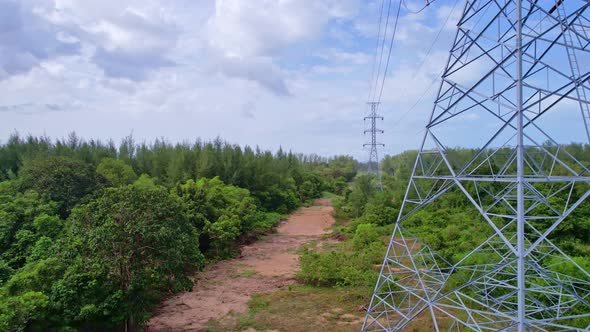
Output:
[0, 133, 357, 331]
[296, 150, 590, 331]
[231, 147, 590, 331]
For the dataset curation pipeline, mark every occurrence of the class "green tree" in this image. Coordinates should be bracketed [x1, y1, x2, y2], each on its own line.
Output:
[326, 156, 358, 182]
[0, 257, 64, 330]
[0, 182, 58, 270]
[133, 173, 157, 190]
[59, 185, 204, 329]
[96, 158, 137, 187]
[20, 156, 99, 217]
[346, 174, 376, 217]
[0, 291, 49, 331]
[174, 177, 264, 257]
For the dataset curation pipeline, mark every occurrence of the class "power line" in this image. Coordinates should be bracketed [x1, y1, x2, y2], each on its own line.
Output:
[386, 0, 461, 129]
[373, 0, 457, 105]
[362, 0, 455, 173]
[413, 0, 461, 76]
[367, 0, 386, 102]
[391, 69, 443, 127]
[364, 0, 395, 189]
[376, 0, 403, 103]
[401, 0, 434, 14]
[370, 0, 394, 102]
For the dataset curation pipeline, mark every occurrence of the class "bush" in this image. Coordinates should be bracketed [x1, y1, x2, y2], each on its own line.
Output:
[298, 244, 381, 288]
[352, 224, 380, 251]
[246, 212, 283, 233]
[298, 249, 346, 287]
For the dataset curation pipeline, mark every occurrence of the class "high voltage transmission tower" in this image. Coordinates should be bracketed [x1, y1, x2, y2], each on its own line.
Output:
[365, 102, 385, 190]
[363, 0, 590, 331]
[363, 0, 402, 191]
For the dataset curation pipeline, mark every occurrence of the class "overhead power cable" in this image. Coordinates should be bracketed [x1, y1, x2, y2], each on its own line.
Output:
[376, 0, 403, 103]
[392, 68, 443, 127]
[367, 0, 386, 102]
[402, 0, 434, 14]
[388, 0, 461, 128]
[413, 0, 461, 76]
[370, 0, 394, 102]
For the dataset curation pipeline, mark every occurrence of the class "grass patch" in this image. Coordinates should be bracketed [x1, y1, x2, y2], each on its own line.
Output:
[321, 191, 342, 199]
[318, 240, 343, 251]
[207, 285, 368, 331]
[230, 269, 257, 278]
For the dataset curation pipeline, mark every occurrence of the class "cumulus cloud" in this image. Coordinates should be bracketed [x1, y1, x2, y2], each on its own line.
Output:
[212, 55, 289, 95]
[0, 0, 474, 159]
[1, 0, 366, 91]
[44, 0, 182, 80]
[207, 0, 328, 58]
[317, 49, 372, 65]
[204, 0, 362, 94]
[85, 9, 179, 79]
[241, 101, 256, 119]
[4, 0, 184, 83]
[0, 0, 80, 77]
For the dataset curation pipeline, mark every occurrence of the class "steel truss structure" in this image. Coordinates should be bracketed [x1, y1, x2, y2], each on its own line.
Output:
[363, 0, 590, 331]
[365, 101, 385, 190]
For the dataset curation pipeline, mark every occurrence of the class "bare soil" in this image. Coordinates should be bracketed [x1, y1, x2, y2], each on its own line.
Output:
[145, 199, 335, 332]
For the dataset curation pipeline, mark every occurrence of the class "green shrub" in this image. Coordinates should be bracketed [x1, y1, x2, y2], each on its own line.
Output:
[352, 223, 380, 251]
[298, 245, 379, 288]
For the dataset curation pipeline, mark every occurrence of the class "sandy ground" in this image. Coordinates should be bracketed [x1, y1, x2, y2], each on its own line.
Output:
[145, 198, 335, 332]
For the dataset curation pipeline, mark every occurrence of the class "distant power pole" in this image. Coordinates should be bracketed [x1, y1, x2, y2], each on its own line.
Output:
[364, 101, 384, 191]
[364, 0, 590, 331]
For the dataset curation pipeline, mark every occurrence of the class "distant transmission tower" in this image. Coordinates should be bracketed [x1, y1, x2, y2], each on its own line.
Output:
[365, 101, 385, 190]
[364, 0, 590, 331]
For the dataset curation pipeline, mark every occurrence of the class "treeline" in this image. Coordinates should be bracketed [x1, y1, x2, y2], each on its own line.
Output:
[0, 133, 358, 331]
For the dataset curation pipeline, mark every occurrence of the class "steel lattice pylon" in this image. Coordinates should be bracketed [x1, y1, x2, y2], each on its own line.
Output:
[363, 0, 590, 331]
[365, 101, 385, 190]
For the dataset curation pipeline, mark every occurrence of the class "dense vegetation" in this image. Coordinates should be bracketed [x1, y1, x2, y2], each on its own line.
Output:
[0, 133, 358, 331]
[298, 147, 590, 326]
[3, 132, 589, 330]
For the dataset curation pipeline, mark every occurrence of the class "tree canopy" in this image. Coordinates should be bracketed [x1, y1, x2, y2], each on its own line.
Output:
[0, 133, 355, 330]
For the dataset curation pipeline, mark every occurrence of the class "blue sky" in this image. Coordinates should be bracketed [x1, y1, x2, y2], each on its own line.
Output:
[0, 0, 488, 159]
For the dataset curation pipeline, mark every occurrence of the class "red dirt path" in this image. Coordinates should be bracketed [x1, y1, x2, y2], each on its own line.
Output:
[145, 198, 335, 331]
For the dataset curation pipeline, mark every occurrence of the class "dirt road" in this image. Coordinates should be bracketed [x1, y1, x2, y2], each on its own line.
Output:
[146, 199, 335, 331]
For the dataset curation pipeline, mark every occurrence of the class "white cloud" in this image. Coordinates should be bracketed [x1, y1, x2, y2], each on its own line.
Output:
[316, 49, 372, 65]
[0, 0, 409, 158]
[207, 0, 323, 58]
[203, 0, 365, 94]
[33, 0, 184, 80]
[0, 0, 80, 76]
[211, 55, 290, 95]
[6, 0, 562, 161]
